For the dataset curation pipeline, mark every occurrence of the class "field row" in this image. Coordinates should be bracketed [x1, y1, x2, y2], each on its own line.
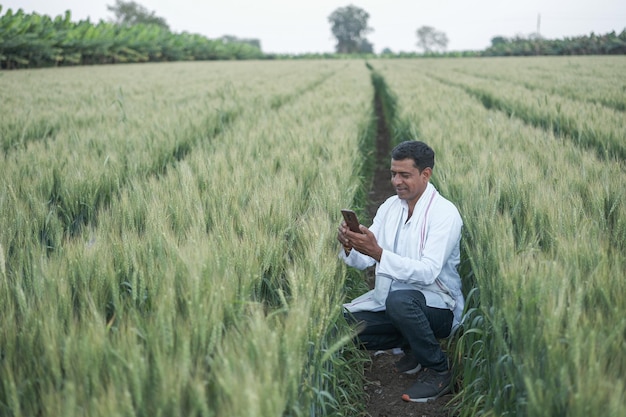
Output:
[449, 56, 626, 111]
[1, 62, 342, 259]
[1, 56, 624, 417]
[373, 56, 625, 416]
[0, 60, 374, 416]
[417, 58, 626, 160]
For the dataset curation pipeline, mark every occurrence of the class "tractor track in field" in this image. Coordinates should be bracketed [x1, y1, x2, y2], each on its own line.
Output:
[361, 82, 457, 417]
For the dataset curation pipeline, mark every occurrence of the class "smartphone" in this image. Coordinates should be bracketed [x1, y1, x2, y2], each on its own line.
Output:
[341, 209, 363, 234]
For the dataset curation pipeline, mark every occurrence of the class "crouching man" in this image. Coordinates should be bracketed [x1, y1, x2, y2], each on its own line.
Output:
[338, 140, 464, 402]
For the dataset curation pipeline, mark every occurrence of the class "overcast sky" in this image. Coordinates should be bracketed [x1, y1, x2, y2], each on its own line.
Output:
[3, 0, 625, 53]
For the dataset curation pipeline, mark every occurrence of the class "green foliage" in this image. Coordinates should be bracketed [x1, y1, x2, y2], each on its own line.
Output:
[484, 30, 626, 56]
[220, 35, 262, 51]
[0, 60, 373, 416]
[1, 3, 622, 69]
[369, 56, 626, 417]
[0, 7, 263, 69]
[427, 64, 626, 161]
[2, 53, 625, 416]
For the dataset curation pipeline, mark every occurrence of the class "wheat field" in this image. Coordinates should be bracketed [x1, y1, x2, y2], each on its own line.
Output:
[1, 56, 625, 416]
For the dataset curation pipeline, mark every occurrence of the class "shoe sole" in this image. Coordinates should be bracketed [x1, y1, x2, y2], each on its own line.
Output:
[401, 386, 450, 403]
[401, 364, 422, 375]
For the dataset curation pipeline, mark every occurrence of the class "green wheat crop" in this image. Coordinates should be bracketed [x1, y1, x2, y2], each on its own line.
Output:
[375, 56, 625, 417]
[2, 56, 624, 417]
[0, 60, 372, 417]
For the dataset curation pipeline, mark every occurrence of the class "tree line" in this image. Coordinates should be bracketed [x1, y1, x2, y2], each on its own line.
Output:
[328, 4, 625, 56]
[0, 3, 263, 69]
[484, 31, 626, 56]
[1, 2, 624, 70]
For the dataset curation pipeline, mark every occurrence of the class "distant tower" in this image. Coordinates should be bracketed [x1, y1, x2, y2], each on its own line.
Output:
[537, 13, 541, 36]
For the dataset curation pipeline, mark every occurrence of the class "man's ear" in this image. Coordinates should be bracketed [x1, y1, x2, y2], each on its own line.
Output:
[422, 167, 433, 180]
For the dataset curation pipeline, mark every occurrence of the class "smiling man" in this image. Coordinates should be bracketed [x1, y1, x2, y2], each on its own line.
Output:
[338, 140, 464, 403]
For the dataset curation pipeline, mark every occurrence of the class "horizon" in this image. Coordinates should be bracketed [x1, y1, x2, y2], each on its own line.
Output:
[2, 0, 625, 54]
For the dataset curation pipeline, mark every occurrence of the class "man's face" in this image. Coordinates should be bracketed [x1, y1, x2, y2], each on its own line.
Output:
[390, 158, 432, 206]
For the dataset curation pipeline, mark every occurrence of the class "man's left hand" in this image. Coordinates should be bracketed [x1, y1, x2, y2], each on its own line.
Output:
[344, 226, 383, 262]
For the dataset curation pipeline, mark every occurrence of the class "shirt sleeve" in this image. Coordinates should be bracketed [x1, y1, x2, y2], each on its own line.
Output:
[338, 245, 377, 269]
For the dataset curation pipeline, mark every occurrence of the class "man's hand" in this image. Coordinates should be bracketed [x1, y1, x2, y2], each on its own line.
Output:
[339, 223, 383, 262]
[337, 221, 353, 255]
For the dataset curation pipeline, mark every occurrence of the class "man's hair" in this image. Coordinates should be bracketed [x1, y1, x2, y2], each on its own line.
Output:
[391, 141, 435, 171]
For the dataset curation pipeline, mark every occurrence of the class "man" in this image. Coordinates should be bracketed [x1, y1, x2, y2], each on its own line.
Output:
[338, 140, 463, 402]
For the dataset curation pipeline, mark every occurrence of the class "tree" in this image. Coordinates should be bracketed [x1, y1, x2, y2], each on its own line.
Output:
[221, 35, 262, 51]
[416, 26, 448, 53]
[490, 36, 509, 47]
[358, 38, 374, 53]
[328, 5, 373, 54]
[107, 0, 169, 30]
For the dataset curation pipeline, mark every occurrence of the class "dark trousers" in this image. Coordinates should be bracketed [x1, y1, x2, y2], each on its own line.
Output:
[346, 290, 453, 372]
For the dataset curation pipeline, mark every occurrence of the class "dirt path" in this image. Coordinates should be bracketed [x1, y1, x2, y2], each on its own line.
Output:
[361, 91, 456, 417]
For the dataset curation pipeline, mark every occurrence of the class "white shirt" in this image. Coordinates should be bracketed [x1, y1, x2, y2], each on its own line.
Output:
[341, 182, 464, 328]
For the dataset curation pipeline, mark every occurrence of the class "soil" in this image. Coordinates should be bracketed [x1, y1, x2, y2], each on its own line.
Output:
[363, 350, 457, 417]
[360, 92, 458, 417]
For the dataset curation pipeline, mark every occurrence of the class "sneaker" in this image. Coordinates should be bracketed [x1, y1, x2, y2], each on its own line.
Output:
[401, 368, 452, 403]
[394, 353, 422, 374]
